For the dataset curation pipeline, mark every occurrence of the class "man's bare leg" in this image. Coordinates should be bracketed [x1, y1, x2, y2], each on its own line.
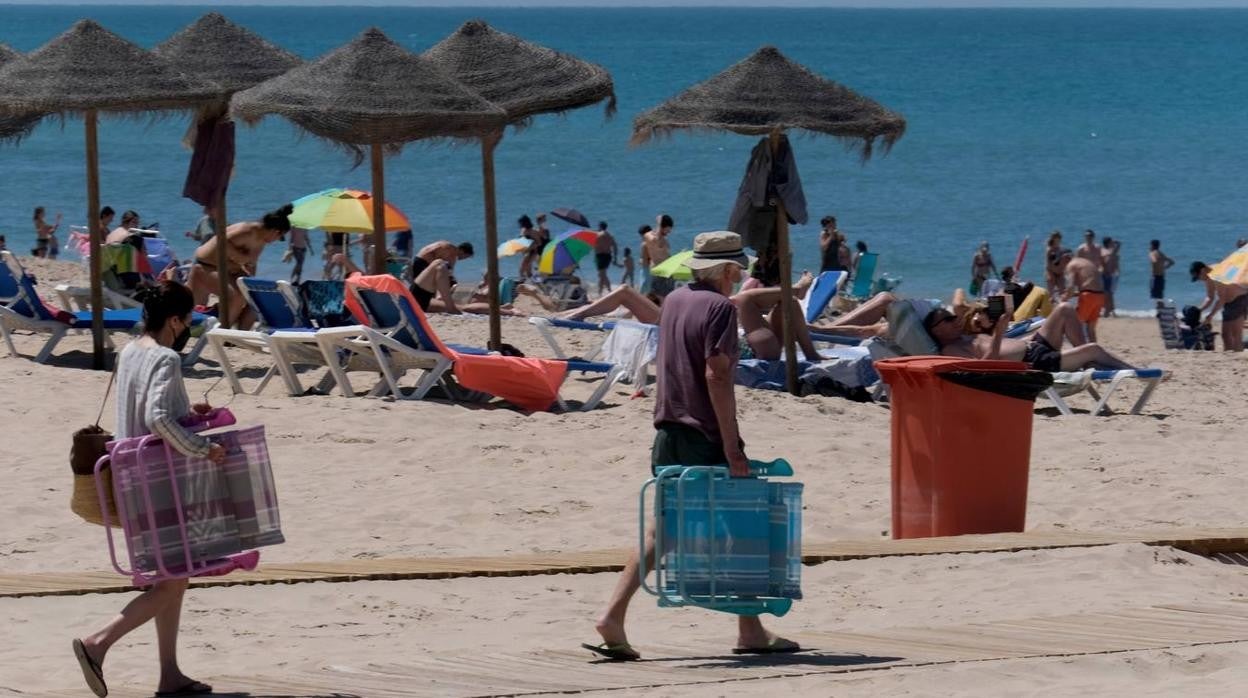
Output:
[1059, 343, 1134, 371]
[1037, 302, 1086, 348]
[827, 291, 896, 327]
[515, 284, 561, 313]
[594, 524, 655, 653]
[558, 287, 660, 324]
[733, 288, 821, 361]
[187, 265, 215, 306]
[1224, 317, 1245, 352]
[415, 260, 460, 314]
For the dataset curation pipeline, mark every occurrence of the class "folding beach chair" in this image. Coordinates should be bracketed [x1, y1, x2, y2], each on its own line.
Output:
[0, 251, 214, 364]
[1042, 368, 1165, 416]
[345, 275, 623, 411]
[846, 252, 878, 300]
[206, 277, 371, 397]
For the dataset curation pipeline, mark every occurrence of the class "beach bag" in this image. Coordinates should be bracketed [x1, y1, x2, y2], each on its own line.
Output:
[70, 365, 117, 526]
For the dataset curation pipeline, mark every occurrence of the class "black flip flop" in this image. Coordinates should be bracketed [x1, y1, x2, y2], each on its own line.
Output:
[155, 680, 213, 696]
[732, 639, 802, 655]
[72, 638, 107, 698]
[581, 642, 641, 661]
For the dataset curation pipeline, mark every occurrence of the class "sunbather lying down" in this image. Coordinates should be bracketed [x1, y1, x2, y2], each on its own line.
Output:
[553, 281, 824, 362]
[925, 301, 1135, 372]
[334, 253, 537, 317]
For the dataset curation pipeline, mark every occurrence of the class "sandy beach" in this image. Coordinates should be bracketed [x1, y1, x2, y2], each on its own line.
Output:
[2, 257, 1247, 696]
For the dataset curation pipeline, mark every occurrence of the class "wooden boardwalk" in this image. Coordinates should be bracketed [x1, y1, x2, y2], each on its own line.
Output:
[2, 527, 1245, 599]
[43, 599, 1248, 697]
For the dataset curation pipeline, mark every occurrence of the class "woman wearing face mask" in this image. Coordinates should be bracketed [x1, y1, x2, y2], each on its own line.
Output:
[73, 280, 225, 698]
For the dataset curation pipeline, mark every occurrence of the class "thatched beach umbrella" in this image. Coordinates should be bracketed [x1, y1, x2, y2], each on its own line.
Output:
[632, 46, 906, 394]
[232, 28, 507, 276]
[155, 12, 301, 328]
[424, 20, 615, 349]
[0, 20, 219, 368]
[0, 45, 41, 142]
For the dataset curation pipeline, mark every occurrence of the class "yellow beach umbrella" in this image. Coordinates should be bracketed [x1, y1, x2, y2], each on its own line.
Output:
[1208, 243, 1248, 286]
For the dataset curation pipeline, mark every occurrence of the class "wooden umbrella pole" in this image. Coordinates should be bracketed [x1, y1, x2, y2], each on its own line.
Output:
[213, 188, 229, 329]
[769, 130, 799, 395]
[84, 109, 105, 370]
[481, 133, 502, 350]
[369, 143, 387, 275]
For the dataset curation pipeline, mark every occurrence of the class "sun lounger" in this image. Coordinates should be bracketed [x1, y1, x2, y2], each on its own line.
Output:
[1043, 368, 1165, 416]
[799, 270, 847, 324]
[345, 274, 623, 411]
[0, 251, 213, 364]
[528, 316, 617, 360]
[207, 278, 374, 396]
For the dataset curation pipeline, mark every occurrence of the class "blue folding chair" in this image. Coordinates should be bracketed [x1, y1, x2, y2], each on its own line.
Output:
[640, 459, 802, 617]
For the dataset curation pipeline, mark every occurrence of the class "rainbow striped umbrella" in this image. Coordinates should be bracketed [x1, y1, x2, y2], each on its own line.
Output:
[289, 188, 410, 233]
[539, 229, 597, 275]
[1209, 243, 1248, 286]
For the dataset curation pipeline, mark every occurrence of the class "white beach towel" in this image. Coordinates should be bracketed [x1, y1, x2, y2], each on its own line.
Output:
[600, 320, 659, 385]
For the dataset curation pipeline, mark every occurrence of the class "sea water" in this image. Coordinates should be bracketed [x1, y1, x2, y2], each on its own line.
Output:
[2, 6, 1247, 312]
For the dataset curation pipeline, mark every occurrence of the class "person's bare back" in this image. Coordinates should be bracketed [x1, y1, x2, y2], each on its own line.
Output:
[1065, 256, 1104, 294]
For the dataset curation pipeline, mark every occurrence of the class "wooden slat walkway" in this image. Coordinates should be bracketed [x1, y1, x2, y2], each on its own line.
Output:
[42, 600, 1248, 697]
[3, 527, 1245, 599]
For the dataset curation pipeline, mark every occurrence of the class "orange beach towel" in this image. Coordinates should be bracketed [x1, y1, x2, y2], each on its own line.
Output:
[345, 274, 569, 411]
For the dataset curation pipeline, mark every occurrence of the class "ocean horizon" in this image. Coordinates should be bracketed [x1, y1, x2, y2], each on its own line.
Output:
[2, 5, 1246, 311]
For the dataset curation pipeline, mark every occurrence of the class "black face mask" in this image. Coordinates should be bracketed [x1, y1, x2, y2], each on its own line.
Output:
[171, 322, 192, 352]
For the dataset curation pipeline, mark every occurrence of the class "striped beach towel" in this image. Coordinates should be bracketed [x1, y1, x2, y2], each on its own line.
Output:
[659, 476, 803, 601]
[660, 476, 772, 598]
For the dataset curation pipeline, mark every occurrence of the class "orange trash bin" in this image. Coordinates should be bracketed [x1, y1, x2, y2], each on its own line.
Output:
[875, 357, 1053, 539]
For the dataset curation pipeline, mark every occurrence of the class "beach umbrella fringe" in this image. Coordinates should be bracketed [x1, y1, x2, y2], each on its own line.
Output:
[153, 12, 301, 99]
[230, 27, 507, 159]
[629, 45, 905, 161]
[0, 20, 220, 116]
[423, 19, 616, 126]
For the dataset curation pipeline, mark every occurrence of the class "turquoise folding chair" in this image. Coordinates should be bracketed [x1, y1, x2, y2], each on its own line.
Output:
[640, 459, 802, 617]
[847, 252, 878, 300]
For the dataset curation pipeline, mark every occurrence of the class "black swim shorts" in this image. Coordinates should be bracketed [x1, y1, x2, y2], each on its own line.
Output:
[1023, 335, 1062, 373]
[1223, 294, 1248, 322]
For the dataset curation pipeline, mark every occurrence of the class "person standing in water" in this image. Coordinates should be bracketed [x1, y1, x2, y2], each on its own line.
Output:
[32, 206, 61, 258]
[618, 247, 636, 287]
[1100, 235, 1121, 317]
[970, 242, 998, 296]
[1149, 239, 1175, 300]
[593, 221, 617, 295]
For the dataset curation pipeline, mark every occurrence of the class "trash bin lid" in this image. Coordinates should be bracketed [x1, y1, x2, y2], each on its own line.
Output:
[875, 356, 1053, 400]
[939, 369, 1054, 401]
[875, 356, 1031, 380]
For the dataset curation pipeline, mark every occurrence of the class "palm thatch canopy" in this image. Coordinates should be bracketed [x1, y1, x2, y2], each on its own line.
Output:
[231, 27, 506, 151]
[631, 46, 905, 158]
[0, 19, 219, 115]
[154, 12, 301, 99]
[0, 44, 41, 142]
[422, 19, 615, 126]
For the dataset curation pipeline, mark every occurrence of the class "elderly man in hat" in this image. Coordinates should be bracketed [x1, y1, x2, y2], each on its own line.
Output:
[583, 231, 799, 662]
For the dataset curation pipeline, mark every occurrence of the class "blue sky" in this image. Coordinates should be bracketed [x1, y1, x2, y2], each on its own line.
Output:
[11, 0, 1248, 7]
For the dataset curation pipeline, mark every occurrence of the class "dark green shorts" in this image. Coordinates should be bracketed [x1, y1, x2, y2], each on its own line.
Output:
[651, 423, 728, 474]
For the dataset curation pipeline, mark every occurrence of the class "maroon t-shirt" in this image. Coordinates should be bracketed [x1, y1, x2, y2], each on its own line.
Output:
[653, 282, 740, 443]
